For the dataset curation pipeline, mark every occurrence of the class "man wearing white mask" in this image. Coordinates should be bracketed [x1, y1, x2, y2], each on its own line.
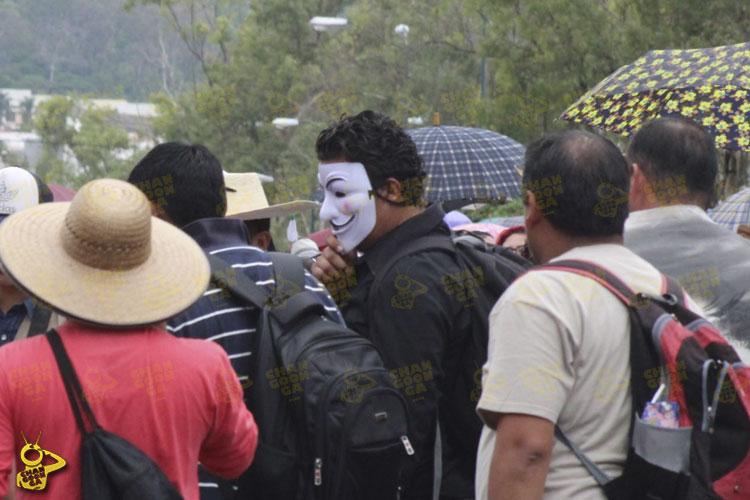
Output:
[312, 110, 502, 500]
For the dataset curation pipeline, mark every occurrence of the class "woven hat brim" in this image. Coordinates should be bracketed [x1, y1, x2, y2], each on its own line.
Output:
[229, 200, 319, 220]
[0, 202, 210, 327]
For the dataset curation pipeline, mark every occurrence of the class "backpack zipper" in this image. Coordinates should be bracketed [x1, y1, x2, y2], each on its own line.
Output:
[311, 343, 376, 492]
[401, 435, 415, 455]
[329, 386, 412, 499]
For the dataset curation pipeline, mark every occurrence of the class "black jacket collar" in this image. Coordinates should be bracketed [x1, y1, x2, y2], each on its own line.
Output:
[180, 217, 251, 249]
[363, 203, 448, 274]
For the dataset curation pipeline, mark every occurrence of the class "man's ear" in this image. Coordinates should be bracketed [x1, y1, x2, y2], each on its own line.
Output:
[524, 190, 543, 228]
[630, 163, 646, 195]
[377, 178, 403, 203]
[151, 202, 170, 221]
[629, 163, 649, 208]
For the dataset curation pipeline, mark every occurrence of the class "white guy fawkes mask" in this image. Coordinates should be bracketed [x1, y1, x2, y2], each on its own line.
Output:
[317, 162, 377, 252]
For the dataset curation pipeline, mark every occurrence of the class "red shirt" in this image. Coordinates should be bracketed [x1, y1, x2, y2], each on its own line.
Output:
[0, 320, 258, 499]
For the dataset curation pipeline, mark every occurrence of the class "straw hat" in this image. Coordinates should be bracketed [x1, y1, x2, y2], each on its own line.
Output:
[0, 179, 210, 327]
[224, 172, 318, 220]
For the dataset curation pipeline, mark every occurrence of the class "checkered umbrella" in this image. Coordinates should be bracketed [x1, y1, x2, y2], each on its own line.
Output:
[710, 187, 750, 232]
[407, 126, 525, 203]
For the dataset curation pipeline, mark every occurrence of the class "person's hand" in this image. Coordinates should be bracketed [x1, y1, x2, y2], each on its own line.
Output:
[311, 235, 357, 283]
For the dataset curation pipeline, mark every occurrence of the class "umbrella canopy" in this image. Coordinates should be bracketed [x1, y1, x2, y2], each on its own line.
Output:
[710, 187, 750, 232]
[479, 215, 524, 227]
[407, 126, 525, 204]
[307, 227, 333, 251]
[561, 42, 750, 150]
[453, 222, 507, 243]
[49, 183, 76, 201]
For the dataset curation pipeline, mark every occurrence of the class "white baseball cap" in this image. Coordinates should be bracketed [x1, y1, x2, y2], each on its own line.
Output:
[0, 166, 53, 223]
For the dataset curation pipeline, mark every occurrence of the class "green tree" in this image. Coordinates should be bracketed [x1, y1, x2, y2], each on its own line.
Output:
[20, 97, 34, 131]
[471, 0, 750, 144]
[33, 96, 76, 180]
[34, 96, 134, 187]
[69, 106, 131, 184]
[0, 93, 9, 126]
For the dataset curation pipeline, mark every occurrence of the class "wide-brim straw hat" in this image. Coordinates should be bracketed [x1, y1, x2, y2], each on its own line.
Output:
[0, 179, 210, 327]
[224, 172, 318, 220]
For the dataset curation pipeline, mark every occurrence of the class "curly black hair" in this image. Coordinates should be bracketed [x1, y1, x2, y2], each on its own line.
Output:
[315, 110, 427, 193]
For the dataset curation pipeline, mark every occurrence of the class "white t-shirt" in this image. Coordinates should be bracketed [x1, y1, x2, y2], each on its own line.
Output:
[475, 243, 698, 500]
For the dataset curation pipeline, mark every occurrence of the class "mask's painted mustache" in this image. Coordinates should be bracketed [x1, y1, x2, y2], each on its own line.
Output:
[330, 215, 355, 230]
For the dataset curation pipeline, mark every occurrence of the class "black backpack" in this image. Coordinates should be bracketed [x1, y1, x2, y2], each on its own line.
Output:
[209, 252, 415, 500]
[46, 330, 184, 500]
[368, 232, 531, 492]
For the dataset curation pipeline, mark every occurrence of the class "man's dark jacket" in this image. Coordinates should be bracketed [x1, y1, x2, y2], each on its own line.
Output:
[338, 203, 496, 499]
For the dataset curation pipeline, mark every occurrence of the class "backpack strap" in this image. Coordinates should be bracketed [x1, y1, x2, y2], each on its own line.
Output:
[207, 254, 270, 310]
[46, 330, 99, 435]
[554, 426, 611, 486]
[368, 234, 457, 322]
[268, 252, 307, 292]
[365, 234, 455, 499]
[534, 260, 663, 490]
[28, 305, 53, 337]
[540, 259, 638, 306]
[432, 417, 442, 500]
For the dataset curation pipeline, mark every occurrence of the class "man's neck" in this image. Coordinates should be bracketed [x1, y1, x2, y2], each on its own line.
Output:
[359, 205, 425, 251]
[536, 234, 623, 264]
[630, 191, 708, 213]
[0, 286, 27, 315]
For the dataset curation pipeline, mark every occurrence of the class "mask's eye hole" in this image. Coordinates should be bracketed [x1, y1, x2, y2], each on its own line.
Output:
[334, 192, 346, 198]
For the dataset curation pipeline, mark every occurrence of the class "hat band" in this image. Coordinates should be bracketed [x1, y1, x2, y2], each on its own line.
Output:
[61, 217, 151, 271]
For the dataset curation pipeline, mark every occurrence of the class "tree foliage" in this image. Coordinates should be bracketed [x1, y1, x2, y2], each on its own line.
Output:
[34, 96, 134, 187]
[0, 0, 198, 99]
[9, 0, 750, 204]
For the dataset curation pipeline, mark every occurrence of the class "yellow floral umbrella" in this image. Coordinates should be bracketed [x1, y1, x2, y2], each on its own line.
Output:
[561, 42, 750, 150]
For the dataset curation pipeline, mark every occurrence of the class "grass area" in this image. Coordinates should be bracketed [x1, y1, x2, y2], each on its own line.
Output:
[464, 197, 524, 222]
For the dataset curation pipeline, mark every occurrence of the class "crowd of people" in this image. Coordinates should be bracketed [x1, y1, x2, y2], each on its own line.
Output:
[0, 109, 748, 500]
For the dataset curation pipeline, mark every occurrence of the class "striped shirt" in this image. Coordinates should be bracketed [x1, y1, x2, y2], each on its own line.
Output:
[167, 217, 344, 499]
